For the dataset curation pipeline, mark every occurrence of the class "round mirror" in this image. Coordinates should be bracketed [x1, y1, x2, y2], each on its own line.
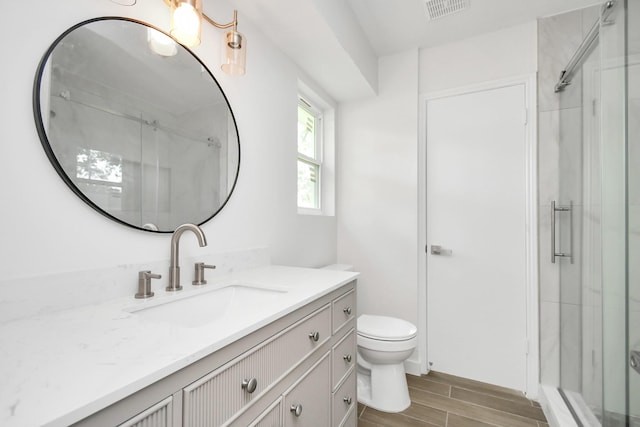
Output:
[33, 17, 240, 232]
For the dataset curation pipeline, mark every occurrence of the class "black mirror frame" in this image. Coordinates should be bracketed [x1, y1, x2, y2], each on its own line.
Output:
[32, 16, 241, 233]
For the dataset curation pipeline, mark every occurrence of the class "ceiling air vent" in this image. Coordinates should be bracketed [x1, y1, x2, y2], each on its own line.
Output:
[424, 0, 469, 20]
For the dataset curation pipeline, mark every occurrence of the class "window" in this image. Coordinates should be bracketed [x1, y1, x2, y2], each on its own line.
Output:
[76, 148, 123, 185]
[297, 96, 323, 210]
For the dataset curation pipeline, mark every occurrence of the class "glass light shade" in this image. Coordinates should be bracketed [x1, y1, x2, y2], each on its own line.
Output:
[147, 28, 178, 57]
[170, 0, 202, 47]
[221, 30, 246, 76]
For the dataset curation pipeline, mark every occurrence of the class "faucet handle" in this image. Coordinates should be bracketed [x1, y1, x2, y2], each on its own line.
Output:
[135, 270, 162, 299]
[192, 262, 216, 286]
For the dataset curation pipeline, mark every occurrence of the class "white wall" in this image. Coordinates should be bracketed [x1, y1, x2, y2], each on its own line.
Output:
[337, 49, 420, 366]
[337, 23, 537, 374]
[420, 21, 537, 93]
[0, 0, 336, 282]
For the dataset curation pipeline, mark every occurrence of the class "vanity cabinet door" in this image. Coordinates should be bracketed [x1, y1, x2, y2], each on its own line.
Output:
[118, 396, 173, 427]
[332, 370, 356, 427]
[339, 403, 357, 427]
[283, 352, 331, 426]
[247, 397, 282, 427]
[332, 328, 356, 389]
[332, 289, 355, 334]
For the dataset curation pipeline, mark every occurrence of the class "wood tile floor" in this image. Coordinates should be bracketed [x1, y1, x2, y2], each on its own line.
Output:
[357, 371, 549, 427]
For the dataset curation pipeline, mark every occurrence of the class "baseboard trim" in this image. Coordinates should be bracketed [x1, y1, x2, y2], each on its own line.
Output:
[404, 359, 422, 377]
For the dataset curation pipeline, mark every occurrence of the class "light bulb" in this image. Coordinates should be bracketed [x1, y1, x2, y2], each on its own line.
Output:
[170, 1, 202, 47]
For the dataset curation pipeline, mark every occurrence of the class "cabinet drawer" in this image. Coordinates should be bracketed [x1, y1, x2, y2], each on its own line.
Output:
[248, 397, 282, 427]
[332, 370, 356, 427]
[284, 352, 331, 426]
[332, 328, 356, 389]
[340, 405, 357, 427]
[332, 289, 355, 334]
[183, 304, 331, 426]
[118, 396, 173, 427]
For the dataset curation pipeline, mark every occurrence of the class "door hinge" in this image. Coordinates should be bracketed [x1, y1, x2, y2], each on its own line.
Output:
[523, 108, 528, 125]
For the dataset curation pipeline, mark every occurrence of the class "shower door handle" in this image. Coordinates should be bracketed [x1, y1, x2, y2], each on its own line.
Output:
[551, 201, 573, 264]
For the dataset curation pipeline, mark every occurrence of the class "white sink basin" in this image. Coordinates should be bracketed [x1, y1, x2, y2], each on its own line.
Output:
[126, 283, 287, 328]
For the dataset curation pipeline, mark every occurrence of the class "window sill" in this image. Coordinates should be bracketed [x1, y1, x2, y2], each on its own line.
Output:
[297, 207, 325, 216]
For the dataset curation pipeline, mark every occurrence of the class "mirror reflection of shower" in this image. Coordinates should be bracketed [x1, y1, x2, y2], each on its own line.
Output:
[34, 18, 240, 232]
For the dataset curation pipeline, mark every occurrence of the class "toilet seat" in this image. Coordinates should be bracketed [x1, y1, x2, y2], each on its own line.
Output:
[357, 333, 417, 352]
[357, 314, 417, 341]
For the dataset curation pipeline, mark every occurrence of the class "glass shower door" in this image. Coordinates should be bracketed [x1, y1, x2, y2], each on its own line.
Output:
[600, 0, 629, 424]
[626, 0, 639, 424]
[556, 1, 636, 424]
[557, 32, 604, 423]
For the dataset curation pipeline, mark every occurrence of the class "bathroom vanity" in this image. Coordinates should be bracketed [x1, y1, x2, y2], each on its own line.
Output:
[0, 266, 357, 427]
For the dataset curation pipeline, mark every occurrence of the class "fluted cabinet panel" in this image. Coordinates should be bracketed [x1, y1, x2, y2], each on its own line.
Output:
[119, 396, 173, 427]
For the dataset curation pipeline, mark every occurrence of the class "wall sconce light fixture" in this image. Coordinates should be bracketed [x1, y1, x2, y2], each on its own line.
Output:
[163, 0, 246, 76]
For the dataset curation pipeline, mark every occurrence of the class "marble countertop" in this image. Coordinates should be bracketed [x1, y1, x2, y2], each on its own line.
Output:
[0, 265, 358, 427]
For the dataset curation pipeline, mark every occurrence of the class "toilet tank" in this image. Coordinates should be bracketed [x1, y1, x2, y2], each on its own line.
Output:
[321, 264, 354, 272]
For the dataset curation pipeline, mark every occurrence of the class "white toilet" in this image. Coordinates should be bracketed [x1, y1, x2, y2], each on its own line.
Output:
[320, 264, 417, 412]
[357, 314, 417, 412]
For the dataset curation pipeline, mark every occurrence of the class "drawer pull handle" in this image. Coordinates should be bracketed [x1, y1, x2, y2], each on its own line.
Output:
[343, 396, 353, 405]
[308, 331, 320, 342]
[343, 307, 352, 315]
[241, 378, 258, 393]
[343, 354, 352, 363]
[290, 403, 303, 417]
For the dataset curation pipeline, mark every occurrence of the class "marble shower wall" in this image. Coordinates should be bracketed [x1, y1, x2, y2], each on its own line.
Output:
[537, 5, 600, 388]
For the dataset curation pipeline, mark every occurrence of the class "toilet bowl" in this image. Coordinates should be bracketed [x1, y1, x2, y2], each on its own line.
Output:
[357, 314, 417, 413]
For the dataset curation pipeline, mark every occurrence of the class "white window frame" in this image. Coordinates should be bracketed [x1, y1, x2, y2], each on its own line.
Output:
[297, 81, 335, 216]
[297, 95, 323, 213]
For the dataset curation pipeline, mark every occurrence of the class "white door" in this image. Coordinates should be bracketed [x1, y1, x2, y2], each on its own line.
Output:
[426, 83, 528, 391]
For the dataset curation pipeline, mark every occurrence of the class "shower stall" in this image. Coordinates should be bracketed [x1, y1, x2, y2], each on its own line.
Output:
[548, 0, 639, 425]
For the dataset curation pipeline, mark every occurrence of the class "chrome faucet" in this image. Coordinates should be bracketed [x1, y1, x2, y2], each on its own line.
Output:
[167, 223, 207, 291]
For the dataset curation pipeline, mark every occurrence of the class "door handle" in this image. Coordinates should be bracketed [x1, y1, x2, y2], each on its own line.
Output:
[429, 245, 452, 256]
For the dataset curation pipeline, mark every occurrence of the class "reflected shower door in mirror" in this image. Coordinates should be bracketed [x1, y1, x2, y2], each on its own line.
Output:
[33, 17, 240, 232]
